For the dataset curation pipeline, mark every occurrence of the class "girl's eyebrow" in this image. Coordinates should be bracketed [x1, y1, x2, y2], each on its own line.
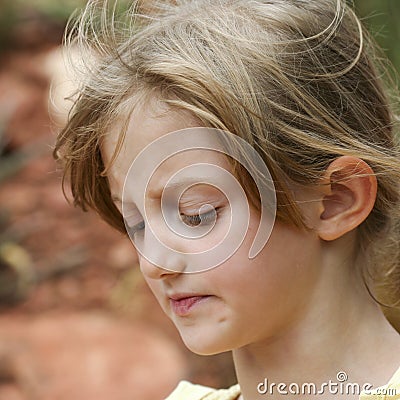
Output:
[147, 176, 220, 198]
[112, 176, 220, 205]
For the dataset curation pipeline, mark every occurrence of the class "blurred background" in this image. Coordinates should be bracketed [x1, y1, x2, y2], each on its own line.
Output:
[0, 1, 398, 399]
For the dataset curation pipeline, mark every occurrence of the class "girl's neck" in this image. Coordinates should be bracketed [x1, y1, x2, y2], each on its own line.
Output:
[233, 265, 400, 400]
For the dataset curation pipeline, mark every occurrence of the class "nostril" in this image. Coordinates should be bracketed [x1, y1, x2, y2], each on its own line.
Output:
[139, 258, 161, 279]
[138, 242, 187, 273]
[139, 257, 182, 279]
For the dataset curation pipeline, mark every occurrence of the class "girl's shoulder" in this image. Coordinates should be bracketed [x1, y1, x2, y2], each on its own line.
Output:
[165, 381, 241, 400]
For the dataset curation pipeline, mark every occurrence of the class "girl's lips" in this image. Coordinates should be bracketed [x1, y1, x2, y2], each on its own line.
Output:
[169, 295, 211, 316]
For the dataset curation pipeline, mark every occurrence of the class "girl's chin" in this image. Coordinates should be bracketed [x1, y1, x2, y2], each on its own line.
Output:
[183, 342, 229, 356]
[178, 329, 235, 356]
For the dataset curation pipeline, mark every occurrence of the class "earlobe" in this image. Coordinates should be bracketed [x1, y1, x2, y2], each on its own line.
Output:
[316, 156, 377, 241]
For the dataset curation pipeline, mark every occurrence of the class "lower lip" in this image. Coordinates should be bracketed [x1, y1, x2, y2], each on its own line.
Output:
[170, 296, 211, 316]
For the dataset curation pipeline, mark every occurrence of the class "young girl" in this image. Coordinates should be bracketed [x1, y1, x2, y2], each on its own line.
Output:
[54, 0, 400, 398]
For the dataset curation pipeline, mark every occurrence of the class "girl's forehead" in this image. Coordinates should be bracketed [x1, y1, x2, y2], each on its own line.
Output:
[102, 99, 195, 169]
[101, 97, 232, 201]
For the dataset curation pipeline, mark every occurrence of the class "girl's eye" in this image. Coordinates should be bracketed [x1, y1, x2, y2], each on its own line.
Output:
[127, 220, 145, 236]
[181, 208, 218, 227]
[125, 208, 219, 236]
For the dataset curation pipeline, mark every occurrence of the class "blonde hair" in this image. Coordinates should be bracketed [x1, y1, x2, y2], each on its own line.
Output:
[54, 0, 400, 315]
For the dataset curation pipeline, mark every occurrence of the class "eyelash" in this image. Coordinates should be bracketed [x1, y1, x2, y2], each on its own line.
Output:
[182, 208, 218, 227]
[126, 208, 219, 236]
[127, 220, 145, 236]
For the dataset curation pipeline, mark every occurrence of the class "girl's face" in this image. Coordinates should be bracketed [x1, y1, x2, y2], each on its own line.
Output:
[102, 98, 323, 355]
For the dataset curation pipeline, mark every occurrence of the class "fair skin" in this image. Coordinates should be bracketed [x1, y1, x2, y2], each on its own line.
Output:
[102, 96, 400, 400]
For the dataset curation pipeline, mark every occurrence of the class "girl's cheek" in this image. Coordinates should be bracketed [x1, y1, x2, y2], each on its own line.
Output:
[143, 278, 167, 309]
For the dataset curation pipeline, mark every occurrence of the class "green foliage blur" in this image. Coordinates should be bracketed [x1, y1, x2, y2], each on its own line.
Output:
[354, 0, 400, 75]
[17, 0, 85, 20]
[0, 0, 86, 50]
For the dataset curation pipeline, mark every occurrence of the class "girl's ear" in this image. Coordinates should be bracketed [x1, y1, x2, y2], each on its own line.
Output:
[315, 156, 377, 241]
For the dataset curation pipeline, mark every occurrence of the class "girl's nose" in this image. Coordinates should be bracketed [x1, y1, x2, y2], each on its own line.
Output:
[138, 252, 186, 280]
[136, 214, 190, 279]
[137, 222, 188, 280]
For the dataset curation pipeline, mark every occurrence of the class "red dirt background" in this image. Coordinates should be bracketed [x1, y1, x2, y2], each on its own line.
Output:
[0, 20, 236, 400]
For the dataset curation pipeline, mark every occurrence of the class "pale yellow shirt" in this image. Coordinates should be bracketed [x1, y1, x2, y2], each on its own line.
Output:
[166, 366, 400, 400]
[360, 365, 400, 399]
[165, 381, 240, 400]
